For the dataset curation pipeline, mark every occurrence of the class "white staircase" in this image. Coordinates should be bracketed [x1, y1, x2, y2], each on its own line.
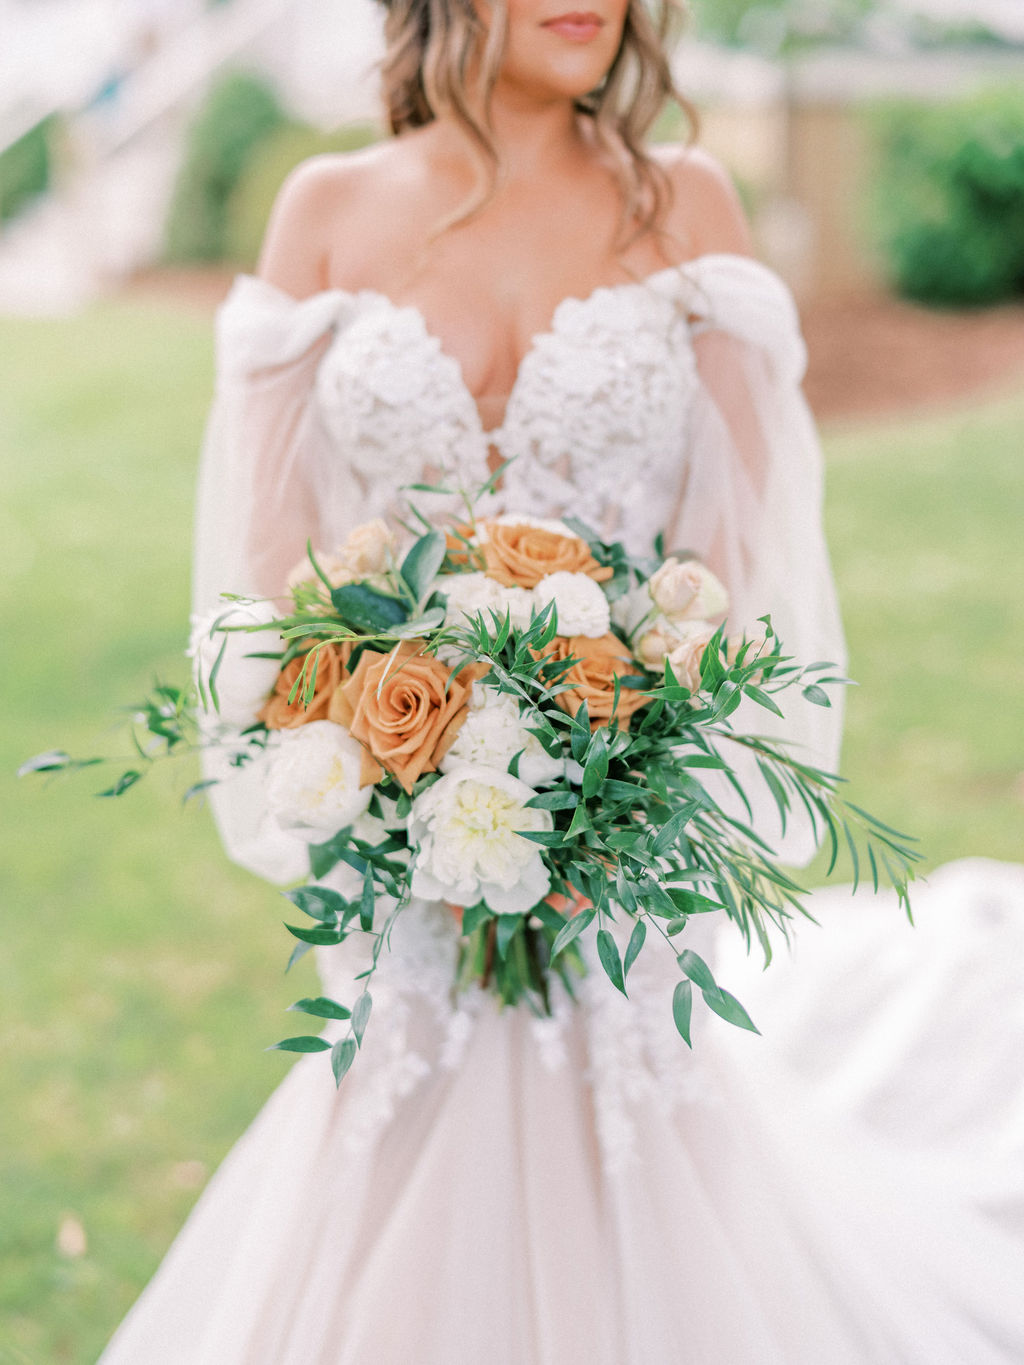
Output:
[0, 0, 385, 314]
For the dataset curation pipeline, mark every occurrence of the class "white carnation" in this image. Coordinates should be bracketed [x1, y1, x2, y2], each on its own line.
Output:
[534, 571, 610, 638]
[266, 722, 373, 842]
[441, 572, 534, 632]
[408, 765, 552, 915]
[188, 600, 284, 729]
[441, 683, 563, 788]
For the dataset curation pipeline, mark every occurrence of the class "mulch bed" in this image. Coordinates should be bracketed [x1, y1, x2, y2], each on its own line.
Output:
[122, 267, 1024, 424]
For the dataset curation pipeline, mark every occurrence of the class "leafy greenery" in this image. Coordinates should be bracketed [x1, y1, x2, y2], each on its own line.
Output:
[45, 498, 916, 1063]
[867, 83, 1024, 306]
[164, 71, 288, 263]
[1, 300, 1022, 1361]
[0, 115, 60, 223]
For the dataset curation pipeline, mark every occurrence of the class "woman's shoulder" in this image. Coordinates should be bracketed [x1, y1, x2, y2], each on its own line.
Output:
[256, 138, 428, 300]
[650, 143, 755, 260]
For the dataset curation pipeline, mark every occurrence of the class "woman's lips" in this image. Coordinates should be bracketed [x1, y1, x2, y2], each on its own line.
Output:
[541, 11, 605, 41]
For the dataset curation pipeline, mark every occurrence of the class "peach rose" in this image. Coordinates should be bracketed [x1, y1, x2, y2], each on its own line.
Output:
[480, 520, 613, 590]
[540, 633, 650, 730]
[330, 640, 483, 793]
[259, 640, 351, 730]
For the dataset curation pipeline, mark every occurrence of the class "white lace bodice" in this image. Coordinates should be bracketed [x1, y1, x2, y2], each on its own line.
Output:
[306, 266, 701, 550]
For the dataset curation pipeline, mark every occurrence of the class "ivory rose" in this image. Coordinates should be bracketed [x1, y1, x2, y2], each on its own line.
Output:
[288, 518, 396, 589]
[480, 519, 613, 590]
[330, 640, 482, 793]
[540, 633, 650, 729]
[665, 621, 718, 692]
[259, 640, 351, 730]
[649, 558, 729, 623]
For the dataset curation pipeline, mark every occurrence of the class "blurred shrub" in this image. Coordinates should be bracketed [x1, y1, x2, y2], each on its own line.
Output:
[869, 85, 1024, 307]
[0, 116, 59, 223]
[224, 121, 381, 269]
[164, 71, 287, 262]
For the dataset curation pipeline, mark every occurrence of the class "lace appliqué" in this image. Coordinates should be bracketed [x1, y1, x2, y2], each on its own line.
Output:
[498, 284, 699, 551]
[314, 297, 489, 528]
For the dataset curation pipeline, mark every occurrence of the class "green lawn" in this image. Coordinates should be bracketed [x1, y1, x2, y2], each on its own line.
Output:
[1, 299, 1021, 1362]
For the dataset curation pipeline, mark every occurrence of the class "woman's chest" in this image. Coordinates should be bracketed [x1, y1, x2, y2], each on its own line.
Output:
[310, 271, 701, 545]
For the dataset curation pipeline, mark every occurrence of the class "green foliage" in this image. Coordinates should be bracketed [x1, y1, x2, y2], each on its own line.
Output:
[687, 0, 876, 52]
[224, 120, 381, 268]
[164, 71, 287, 263]
[867, 84, 1024, 306]
[0, 115, 59, 222]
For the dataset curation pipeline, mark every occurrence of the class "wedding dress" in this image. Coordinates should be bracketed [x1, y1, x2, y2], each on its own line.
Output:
[100, 254, 1024, 1364]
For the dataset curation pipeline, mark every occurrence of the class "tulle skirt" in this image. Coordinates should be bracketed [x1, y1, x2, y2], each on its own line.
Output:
[100, 859, 1024, 1364]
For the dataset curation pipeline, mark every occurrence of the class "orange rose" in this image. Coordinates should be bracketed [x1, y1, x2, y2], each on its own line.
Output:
[330, 640, 483, 793]
[259, 640, 351, 730]
[540, 633, 650, 730]
[481, 521, 613, 590]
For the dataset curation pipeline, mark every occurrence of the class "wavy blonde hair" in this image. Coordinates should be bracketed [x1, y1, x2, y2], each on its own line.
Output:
[379, 0, 698, 242]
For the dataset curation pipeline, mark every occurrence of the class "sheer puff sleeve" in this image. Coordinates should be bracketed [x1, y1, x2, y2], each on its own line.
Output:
[666, 255, 848, 867]
[191, 275, 355, 884]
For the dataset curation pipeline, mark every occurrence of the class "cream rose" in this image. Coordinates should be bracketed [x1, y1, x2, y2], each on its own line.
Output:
[649, 558, 729, 623]
[665, 620, 718, 692]
[408, 764, 552, 915]
[288, 519, 396, 590]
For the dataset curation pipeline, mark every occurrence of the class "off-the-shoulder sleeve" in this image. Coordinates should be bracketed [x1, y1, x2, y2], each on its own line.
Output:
[191, 275, 355, 885]
[192, 274, 356, 615]
[666, 255, 847, 866]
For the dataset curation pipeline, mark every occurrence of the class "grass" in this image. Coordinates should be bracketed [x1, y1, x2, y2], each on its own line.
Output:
[1, 298, 1022, 1362]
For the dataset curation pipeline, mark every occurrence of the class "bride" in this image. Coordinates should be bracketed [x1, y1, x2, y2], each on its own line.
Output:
[101, 0, 1024, 1360]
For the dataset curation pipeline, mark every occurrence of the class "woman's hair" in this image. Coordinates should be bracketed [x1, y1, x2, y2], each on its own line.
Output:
[378, 0, 698, 242]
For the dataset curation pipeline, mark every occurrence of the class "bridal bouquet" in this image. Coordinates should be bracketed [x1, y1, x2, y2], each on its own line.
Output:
[23, 481, 917, 1083]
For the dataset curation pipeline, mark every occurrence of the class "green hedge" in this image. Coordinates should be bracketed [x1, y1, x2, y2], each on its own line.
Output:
[164, 70, 287, 262]
[224, 121, 381, 269]
[869, 84, 1024, 307]
[0, 116, 59, 223]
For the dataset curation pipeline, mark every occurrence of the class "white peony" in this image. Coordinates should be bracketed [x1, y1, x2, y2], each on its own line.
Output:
[408, 765, 552, 915]
[441, 572, 534, 632]
[266, 722, 374, 843]
[440, 683, 564, 788]
[188, 600, 284, 729]
[534, 571, 611, 638]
